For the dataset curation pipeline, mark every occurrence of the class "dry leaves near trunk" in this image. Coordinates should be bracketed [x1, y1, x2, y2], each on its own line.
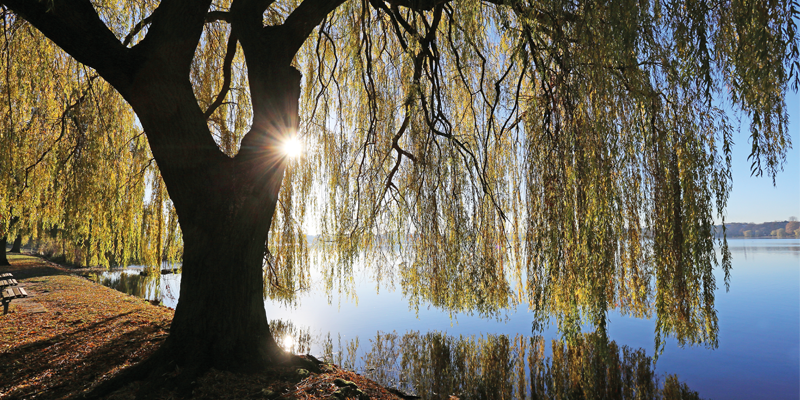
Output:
[0, 255, 406, 400]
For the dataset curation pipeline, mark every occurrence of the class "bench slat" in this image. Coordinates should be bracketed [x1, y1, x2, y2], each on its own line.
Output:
[2, 287, 26, 299]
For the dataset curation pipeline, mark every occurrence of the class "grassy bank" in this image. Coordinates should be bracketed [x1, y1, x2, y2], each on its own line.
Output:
[0, 254, 403, 400]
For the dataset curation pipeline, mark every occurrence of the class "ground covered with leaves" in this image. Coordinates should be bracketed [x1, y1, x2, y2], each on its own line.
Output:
[0, 255, 407, 400]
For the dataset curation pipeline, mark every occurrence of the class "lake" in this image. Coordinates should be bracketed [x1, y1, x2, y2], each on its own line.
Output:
[89, 239, 800, 399]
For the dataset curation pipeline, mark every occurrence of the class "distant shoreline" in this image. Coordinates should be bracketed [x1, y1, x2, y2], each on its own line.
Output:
[714, 219, 799, 239]
[725, 236, 799, 239]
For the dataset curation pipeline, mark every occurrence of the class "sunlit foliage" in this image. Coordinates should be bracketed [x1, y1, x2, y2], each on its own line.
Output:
[286, 0, 797, 350]
[0, 10, 181, 268]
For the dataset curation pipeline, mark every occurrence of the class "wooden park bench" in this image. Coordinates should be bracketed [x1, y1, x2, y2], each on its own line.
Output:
[0, 278, 18, 288]
[1, 273, 27, 314]
[2, 286, 27, 314]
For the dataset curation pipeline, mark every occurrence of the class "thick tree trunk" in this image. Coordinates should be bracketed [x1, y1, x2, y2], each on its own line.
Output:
[0, 237, 8, 266]
[10, 234, 22, 253]
[122, 60, 302, 373]
[163, 204, 283, 371]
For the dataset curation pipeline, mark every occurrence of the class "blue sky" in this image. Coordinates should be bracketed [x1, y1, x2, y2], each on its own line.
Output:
[724, 90, 799, 223]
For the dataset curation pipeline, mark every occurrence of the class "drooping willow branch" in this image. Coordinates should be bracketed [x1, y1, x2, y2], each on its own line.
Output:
[22, 74, 100, 190]
[203, 31, 238, 119]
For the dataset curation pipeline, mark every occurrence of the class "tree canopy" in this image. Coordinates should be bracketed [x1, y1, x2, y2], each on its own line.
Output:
[0, 13, 182, 269]
[1, 0, 797, 388]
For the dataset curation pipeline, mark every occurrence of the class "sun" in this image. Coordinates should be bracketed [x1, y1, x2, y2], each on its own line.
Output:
[282, 136, 303, 158]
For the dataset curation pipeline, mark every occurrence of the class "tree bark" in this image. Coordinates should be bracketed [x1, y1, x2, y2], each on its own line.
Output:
[163, 200, 284, 371]
[0, 237, 8, 266]
[11, 234, 22, 253]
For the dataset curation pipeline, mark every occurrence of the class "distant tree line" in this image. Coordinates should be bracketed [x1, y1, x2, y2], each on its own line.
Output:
[716, 218, 800, 238]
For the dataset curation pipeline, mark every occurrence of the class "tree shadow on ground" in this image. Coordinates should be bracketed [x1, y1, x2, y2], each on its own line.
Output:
[0, 310, 167, 399]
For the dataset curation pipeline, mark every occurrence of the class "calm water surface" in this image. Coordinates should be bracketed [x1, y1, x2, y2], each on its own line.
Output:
[90, 239, 800, 399]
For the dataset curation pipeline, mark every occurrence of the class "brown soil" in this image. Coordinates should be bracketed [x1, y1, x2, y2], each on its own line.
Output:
[0, 254, 408, 400]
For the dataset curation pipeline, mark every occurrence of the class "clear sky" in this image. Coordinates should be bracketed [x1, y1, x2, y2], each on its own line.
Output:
[724, 90, 799, 224]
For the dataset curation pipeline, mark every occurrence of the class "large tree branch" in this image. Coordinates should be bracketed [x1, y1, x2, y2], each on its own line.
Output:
[233, 0, 348, 63]
[124, 10, 231, 47]
[382, 0, 563, 29]
[1, 0, 133, 88]
[230, 0, 276, 36]
[229, 0, 278, 63]
[119, 1, 236, 215]
[230, 0, 304, 163]
[134, 0, 214, 77]
[281, 0, 347, 57]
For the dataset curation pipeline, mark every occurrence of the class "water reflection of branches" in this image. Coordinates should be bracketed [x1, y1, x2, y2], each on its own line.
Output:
[88, 270, 165, 304]
[353, 330, 700, 399]
[272, 318, 702, 399]
[269, 319, 313, 355]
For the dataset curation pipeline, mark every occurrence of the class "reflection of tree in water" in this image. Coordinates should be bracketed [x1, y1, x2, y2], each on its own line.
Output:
[271, 318, 702, 399]
[88, 271, 167, 304]
[269, 319, 313, 355]
[346, 331, 700, 399]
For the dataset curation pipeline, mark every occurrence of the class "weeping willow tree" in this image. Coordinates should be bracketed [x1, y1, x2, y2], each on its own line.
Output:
[0, 10, 181, 269]
[2, 0, 796, 393]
